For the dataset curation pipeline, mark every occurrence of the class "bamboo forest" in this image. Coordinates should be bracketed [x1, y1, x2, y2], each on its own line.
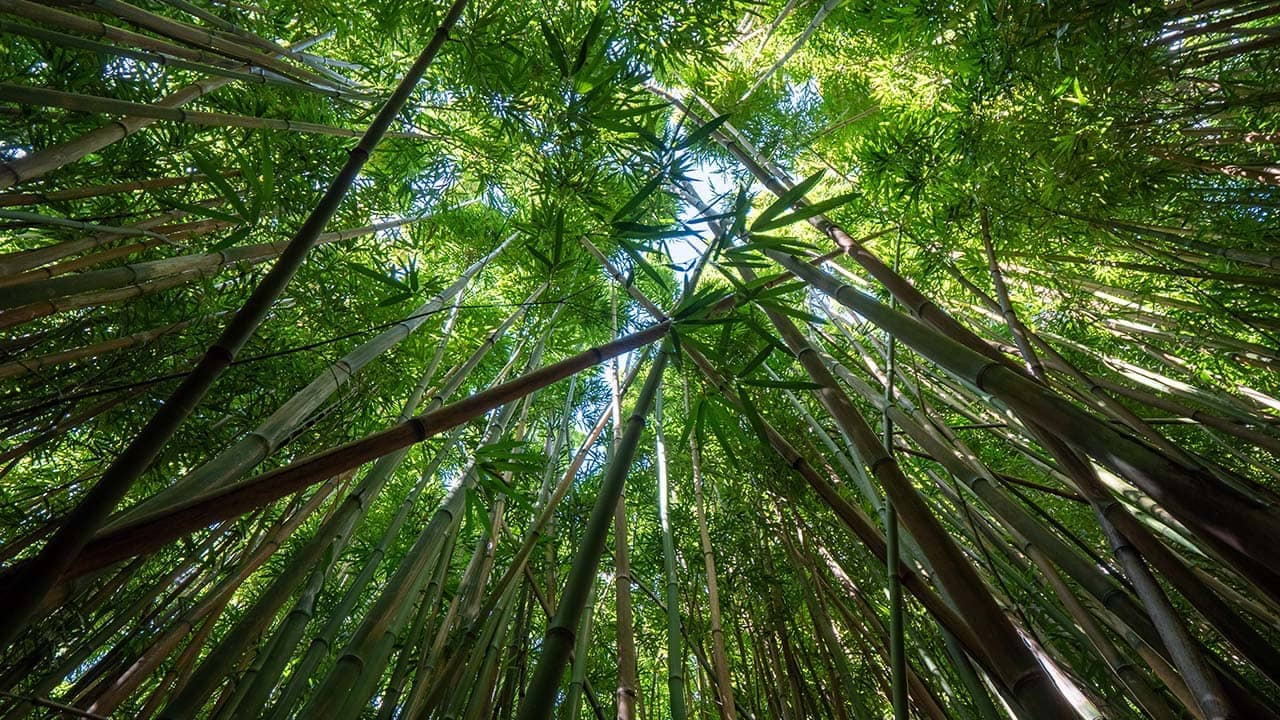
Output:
[3, 0, 1280, 718]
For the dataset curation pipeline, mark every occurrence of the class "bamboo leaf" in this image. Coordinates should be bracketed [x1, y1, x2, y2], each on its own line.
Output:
[540, 20, 569, 76]
[751, 170, 825, 231]
[572, 5, 606, 75]
[676, 113, 731, 150]
[753, 191, 859, 232]
[188, 149, 252, 223]
[612, 174, 664, 222]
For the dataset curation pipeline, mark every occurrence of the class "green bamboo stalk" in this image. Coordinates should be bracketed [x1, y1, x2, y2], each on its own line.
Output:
[655, 389, 687, 720]
[0, 0, 471, 645]
[682, 377, 737, 720]
[260, 433, 465, 720]
[0, 218, 236, 287]
[0, 217, 432, 309]
[515, 347, 669, 720]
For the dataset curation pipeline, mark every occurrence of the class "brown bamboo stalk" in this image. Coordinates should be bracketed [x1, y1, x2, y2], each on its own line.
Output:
[0, 171, 228, 208]
[31, 321, 670, 580]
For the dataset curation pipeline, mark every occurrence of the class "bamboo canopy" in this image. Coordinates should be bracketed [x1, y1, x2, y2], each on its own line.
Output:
[1, 1, 1278, 719]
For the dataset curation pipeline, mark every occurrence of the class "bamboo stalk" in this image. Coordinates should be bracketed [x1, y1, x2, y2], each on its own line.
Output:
[0, 20, 368, 101]
[769, 249, 1280, 605]
[0, 172, 224, 209]
[0, 84, 433, 141]
[0, 0, 471, 645]
[30, 320, 670, 581]
[515, 348, 669, 720]
[75, 0, 341, 89]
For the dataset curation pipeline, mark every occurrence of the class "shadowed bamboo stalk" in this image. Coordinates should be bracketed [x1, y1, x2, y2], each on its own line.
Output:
[0, 20, 368, 102]
[0, 0, 471, 646]
[0, 85, 434, 141]
[515, 348, 669, 720]
[608, 286, 642, 720]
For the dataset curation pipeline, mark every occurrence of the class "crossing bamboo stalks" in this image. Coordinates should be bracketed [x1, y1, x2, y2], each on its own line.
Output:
[0, 217, 433, 309]
[515, 347, 669, 720]
[110, 237, 514, 521]
[0, 268, 207, 330]
[65, 0, 341, 90]
[260, 432, 467, 720]
[465, 354, 648, 638]
[26, 320, 670, 581]
[584, 240, 1003, 698]
[0, 219, 235, 288]
[680, 343, 994, 677]
[0, 6, 330, 188]
[0, 20, 368, 102]
[291, 398, 524, 720]
[0, 199, 226, 276]
[151, 305, 473, 718]
[1042, 436, 1235, 720]
[0, 0, 470, 646]
[0, 316, 201, 381]
[768, 248, 1280, 605]
[0, 85, 434, 142]
[82, 475, 342, 716]
[751, 292, 1076, 719]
